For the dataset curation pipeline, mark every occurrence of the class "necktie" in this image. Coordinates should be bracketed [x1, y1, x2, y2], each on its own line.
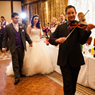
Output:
[14, 25, 18, 32]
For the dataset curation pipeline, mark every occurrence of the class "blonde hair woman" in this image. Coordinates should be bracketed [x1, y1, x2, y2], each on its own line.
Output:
[78, 12, 87, 24]
[50, 17, 57, 28]
[50, 17, 57, 34]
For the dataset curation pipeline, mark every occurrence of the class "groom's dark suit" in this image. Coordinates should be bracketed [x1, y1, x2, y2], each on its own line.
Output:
[49, 22, 91, 95]
[2, 23, 32, 80]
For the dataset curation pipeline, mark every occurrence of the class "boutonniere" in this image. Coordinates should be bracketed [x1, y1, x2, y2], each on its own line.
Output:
[20, 26, 22, 29]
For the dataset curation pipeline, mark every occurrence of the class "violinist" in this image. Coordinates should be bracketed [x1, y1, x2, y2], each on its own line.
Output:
[49, 5, 95, 95]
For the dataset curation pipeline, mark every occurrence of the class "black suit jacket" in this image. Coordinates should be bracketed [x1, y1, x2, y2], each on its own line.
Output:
[49, 23, 91, 67]
[2, 23, 32, 53]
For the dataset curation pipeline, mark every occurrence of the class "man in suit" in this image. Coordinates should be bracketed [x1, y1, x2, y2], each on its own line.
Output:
[49, 5, 95, 95]
[2, 12, 32, 85]
[60, 14, 66, 24]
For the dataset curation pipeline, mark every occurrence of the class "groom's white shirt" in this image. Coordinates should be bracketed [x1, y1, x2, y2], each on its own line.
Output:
[12, 22, 19, 32]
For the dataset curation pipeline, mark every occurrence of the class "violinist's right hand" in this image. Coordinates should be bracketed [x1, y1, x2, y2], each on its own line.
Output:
[55, 37, 66, 43]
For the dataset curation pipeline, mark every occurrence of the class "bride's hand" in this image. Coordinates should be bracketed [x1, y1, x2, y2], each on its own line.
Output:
[29, 43, 33, 47]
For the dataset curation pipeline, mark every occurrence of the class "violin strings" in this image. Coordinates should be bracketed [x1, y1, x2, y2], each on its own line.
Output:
[66, 10, 89, 40]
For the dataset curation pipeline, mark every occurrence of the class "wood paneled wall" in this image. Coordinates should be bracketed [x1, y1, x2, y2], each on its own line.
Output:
[23, 0, 68, 28]
[0, 0, 22, 23]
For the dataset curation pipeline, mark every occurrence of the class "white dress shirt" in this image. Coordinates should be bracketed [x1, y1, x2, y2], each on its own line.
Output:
[0, 20, 8, 29]
[1, 20, 8, 28]
[12, 22, 19, 32]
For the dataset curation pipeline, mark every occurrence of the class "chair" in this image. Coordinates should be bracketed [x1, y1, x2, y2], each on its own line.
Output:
[86, 37, 92, 45]
[93, 38, 95, 46]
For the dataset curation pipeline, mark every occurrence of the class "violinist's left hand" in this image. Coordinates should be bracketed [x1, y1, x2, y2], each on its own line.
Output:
[86, 24, 95, 32]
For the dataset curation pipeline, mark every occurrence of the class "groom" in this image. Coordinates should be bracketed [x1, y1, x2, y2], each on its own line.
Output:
[2, 12, 32, 85]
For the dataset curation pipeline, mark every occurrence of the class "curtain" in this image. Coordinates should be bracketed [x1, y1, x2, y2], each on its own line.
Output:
[23, 0, 68, 28]
[47, 0, 66, 27]
[68, 0, 95, 45]
[23, 4, 30, 27]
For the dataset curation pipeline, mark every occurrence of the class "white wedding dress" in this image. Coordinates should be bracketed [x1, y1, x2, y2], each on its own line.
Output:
[6, 29, 53, 76]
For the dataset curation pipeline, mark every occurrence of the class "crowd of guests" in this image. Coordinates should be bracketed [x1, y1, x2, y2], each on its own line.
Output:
[50, 14, 66, 34]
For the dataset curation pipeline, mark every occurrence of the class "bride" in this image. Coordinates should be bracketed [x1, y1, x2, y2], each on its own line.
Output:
[6, 14, 53, 76]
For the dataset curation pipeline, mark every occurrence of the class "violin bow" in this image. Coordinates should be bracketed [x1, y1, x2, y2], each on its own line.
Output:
[66, 10, 89, 40]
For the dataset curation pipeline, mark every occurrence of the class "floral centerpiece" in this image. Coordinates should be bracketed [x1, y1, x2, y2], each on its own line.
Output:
[42, 27, 51, 37]
[42, 27, 51, 45]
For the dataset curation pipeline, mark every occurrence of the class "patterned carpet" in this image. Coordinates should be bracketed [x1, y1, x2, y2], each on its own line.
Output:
[0, 52, 95, 95]
[0, 51, 11, 60]
[48, 72, 95, 95]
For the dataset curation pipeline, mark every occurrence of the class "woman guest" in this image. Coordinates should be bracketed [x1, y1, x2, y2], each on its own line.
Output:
[78, 12, 87, 23]
[50, 17, 57, 34]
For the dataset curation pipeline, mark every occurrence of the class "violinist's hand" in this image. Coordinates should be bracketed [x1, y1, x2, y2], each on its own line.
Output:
[55, 37, 66, 44]
[86, 24, 95, 32]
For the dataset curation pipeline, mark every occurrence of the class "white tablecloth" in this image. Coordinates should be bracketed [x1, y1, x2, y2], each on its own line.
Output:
[47, 44, 61, 74]
[86, 56, 95, 89]
[47, 44, 95, 90]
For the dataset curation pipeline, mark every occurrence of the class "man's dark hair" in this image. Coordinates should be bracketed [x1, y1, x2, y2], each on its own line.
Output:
[11, 12, 19, 18]
[1, 16, 4, 18]
[65, 5, 76, 13]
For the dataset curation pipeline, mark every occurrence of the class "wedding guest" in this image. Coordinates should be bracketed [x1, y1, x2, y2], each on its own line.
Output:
[1, 16, 9, 51]
[49, 5, 95, 95]
[50, 17, 57, 28]
[1, 16, 8, 32]
[78, 12, 89, 49]
[2, 12, 32, 85]
[50, 17, 57, 34]
[78, 12, 87, 24]
[60, 14, 66, 24]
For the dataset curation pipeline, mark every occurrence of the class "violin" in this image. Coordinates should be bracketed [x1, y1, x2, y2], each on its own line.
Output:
[69, 20, 88, 30]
